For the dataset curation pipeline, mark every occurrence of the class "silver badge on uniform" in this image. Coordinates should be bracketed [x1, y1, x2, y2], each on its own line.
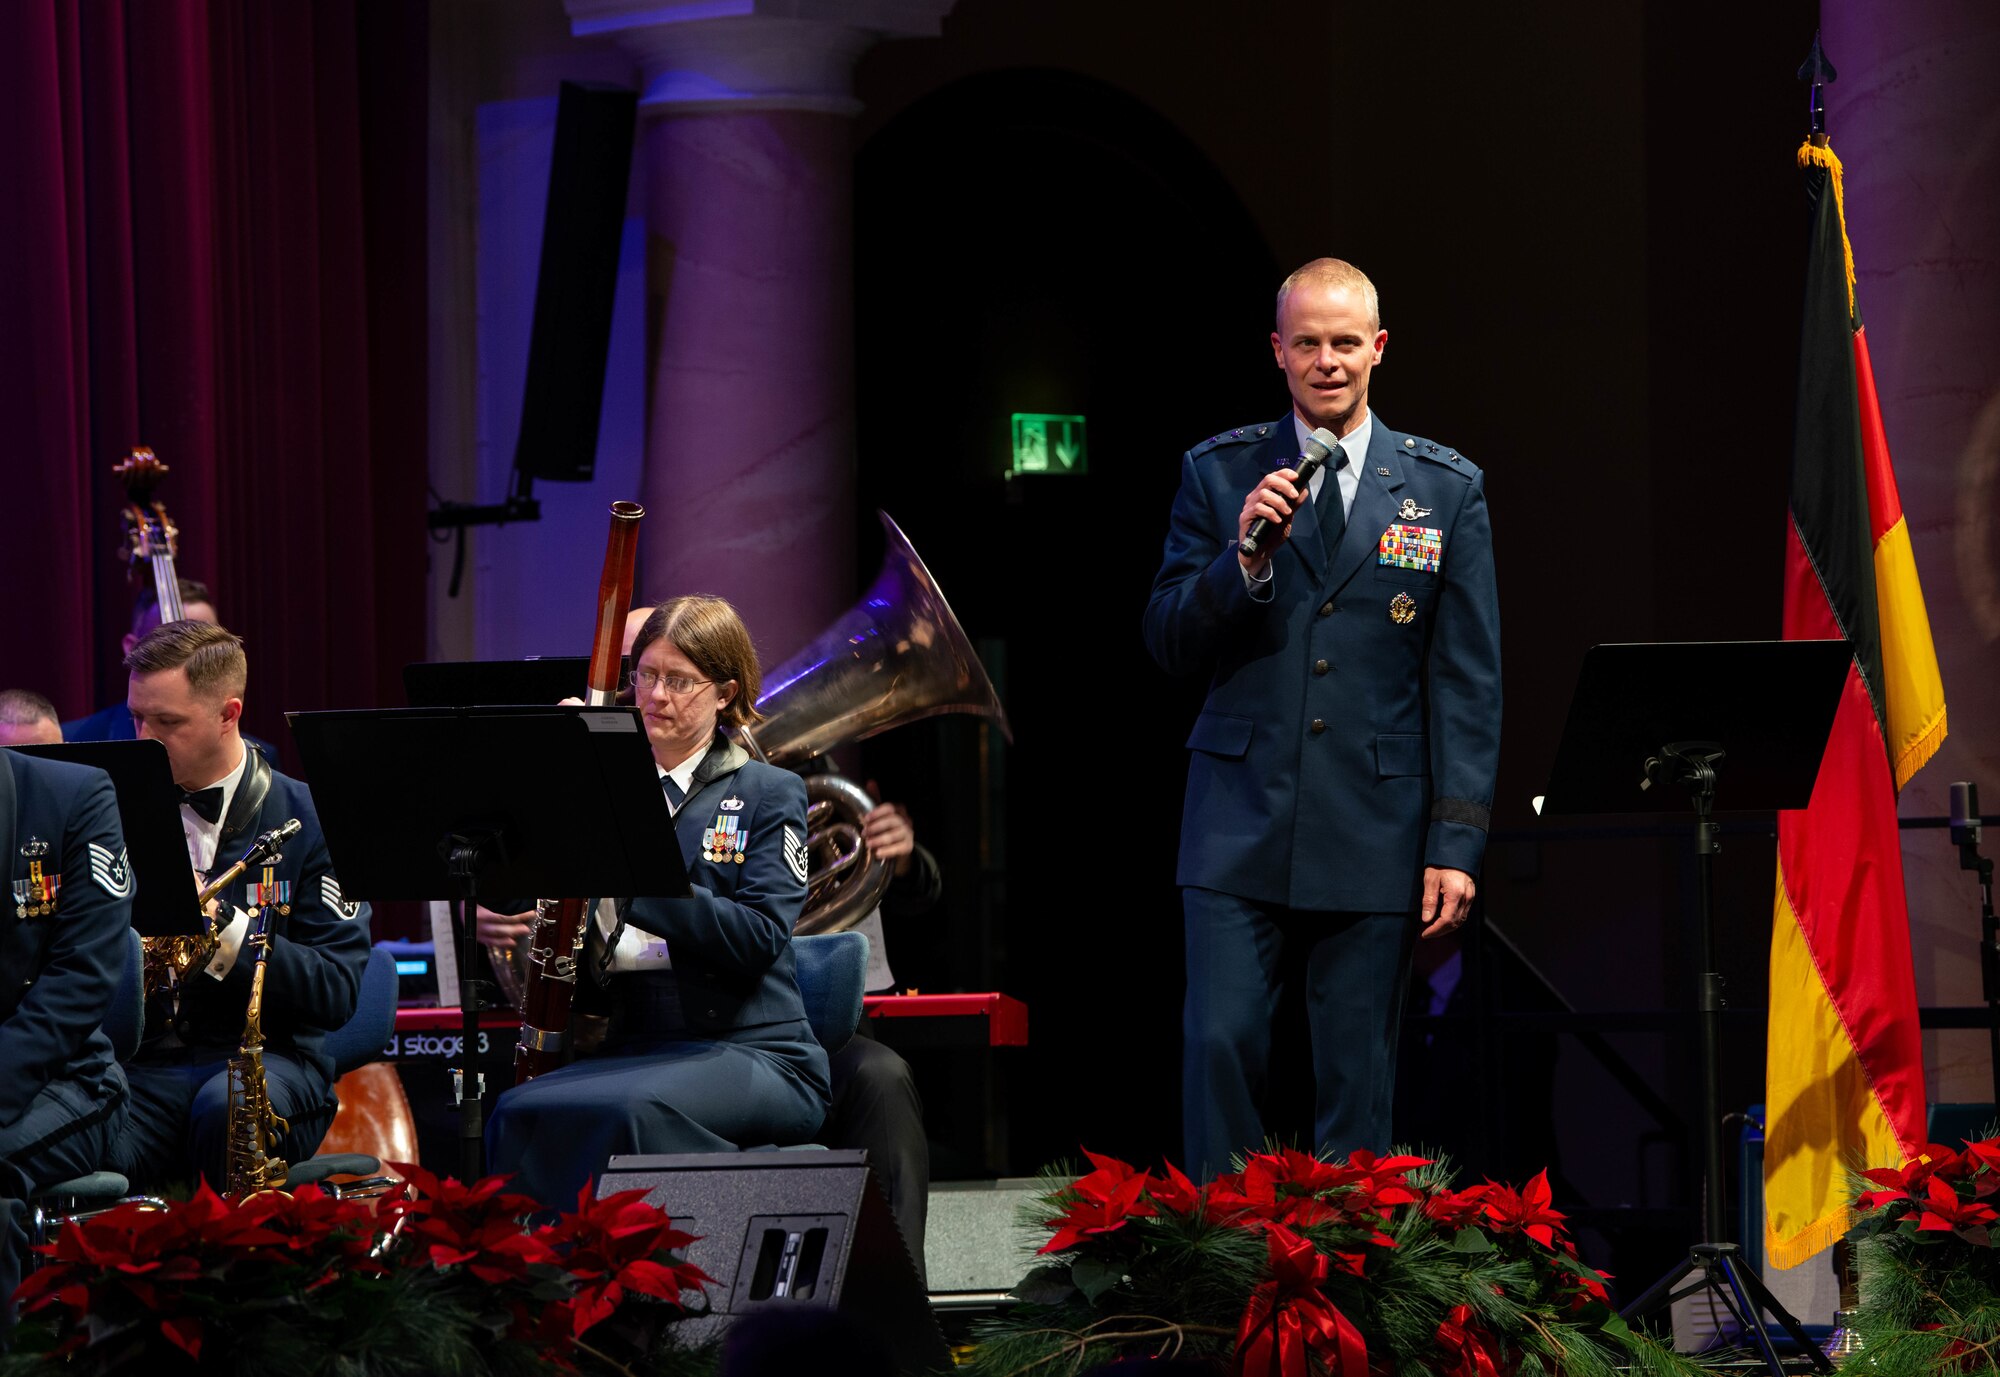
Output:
[19, 837, 49, 859]
[720, 795, 745, 813]
[1397, 498, 1433, 521]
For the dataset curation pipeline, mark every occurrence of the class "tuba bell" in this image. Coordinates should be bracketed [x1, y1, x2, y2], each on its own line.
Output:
[741, 511, 1010, 935]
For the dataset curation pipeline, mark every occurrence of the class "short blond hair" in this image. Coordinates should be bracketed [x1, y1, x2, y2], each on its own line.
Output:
[125, 620, 248, 703]
[631, 595, 764, 728]
[1275, 258, 1381, 333]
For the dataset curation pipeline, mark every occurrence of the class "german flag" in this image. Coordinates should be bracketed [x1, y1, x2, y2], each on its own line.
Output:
[1763, 137, 1949, 1269]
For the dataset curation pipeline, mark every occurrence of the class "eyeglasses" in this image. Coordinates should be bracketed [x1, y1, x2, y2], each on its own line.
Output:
[626, 669, 715, 696]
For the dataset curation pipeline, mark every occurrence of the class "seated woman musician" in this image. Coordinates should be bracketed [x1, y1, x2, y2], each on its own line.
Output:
[484, 595, 830, 1206]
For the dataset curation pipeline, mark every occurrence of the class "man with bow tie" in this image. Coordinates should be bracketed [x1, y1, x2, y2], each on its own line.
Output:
[1144, 257, 1502, 1178]
[108, 620, 371, 1189]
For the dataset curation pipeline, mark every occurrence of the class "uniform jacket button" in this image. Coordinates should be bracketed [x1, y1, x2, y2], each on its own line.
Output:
[1310, 719, 1326, 735]
[1319, 601, 1335, 617]
[1314, 659, 1329, 675]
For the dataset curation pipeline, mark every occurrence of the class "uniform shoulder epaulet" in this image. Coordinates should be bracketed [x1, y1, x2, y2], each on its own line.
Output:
[1188, 422, 1275, 460]
[1397, 433, 1480, 479]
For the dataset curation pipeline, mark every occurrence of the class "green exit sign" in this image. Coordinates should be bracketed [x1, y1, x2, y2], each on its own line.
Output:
[1010, 413, 1088, 476]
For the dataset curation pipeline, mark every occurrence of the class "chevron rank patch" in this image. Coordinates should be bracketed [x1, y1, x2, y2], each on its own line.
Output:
[87, 843, 133, 899]
[782, 826, 809, 885]
[321, 874, 362, 920]
[1378, 523, 1443, 573]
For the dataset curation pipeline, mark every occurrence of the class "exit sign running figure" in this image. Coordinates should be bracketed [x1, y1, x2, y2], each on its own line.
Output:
[1010, 414, 1088, 476]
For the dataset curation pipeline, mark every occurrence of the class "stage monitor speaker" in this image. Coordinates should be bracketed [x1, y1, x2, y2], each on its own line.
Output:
[597, 1149, 950, 1375]
[512, 80, 637, 484]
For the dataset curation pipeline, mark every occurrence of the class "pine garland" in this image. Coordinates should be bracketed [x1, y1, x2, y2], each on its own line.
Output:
[964, 1147, 1709, 1377]
[2, 1165, 723, 1377]
[1844, 1130, 2000, 1375]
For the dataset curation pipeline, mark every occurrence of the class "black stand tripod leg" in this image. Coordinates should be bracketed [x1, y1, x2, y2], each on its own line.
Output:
[1703, 1244, 1835, 1375]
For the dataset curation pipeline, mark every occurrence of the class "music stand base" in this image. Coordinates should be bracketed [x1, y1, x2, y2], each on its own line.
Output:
[1621, 1243, 1833, 1375]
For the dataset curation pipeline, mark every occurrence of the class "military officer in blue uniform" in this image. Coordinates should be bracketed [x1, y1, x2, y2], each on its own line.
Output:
[0, 751, 133, 1316]
[105, 620, 370, 1189]
[1144, 258, 1502, 1178]
[486, 595, 830, 1208]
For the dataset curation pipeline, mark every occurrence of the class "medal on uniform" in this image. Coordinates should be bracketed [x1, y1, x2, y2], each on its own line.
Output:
[255, 865, 293, 914]
[1390, 592, 1418, 625]
[704, 813, 744, 864]
[19, 861, 58, 916]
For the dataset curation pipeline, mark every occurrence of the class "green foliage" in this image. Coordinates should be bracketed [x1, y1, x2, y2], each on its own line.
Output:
[964, 1145, 1708, 1377]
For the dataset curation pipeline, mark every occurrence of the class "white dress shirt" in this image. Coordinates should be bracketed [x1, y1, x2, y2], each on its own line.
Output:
[178, 745, 256, 981]
[598, 742, 708, 971]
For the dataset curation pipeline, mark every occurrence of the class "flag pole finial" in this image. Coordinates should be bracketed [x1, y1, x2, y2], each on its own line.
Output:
[1798, 31, 1838, 144]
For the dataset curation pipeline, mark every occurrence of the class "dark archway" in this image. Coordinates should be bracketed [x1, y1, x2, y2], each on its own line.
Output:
[850, 68, 1282, 1173]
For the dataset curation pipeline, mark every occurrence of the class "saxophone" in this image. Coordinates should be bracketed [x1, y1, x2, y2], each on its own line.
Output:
[145, 820, 303, 1001]
[224, 864, 293, 1200]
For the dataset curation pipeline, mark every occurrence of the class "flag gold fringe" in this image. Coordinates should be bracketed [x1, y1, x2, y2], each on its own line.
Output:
[1798, 140, 1857, 317]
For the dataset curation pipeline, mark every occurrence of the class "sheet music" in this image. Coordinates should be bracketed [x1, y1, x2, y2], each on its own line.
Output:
[427, 900, 461, 1008]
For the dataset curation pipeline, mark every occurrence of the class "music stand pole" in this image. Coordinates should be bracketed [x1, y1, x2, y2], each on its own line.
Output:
[1540, 640, 1853, 1375]
[444, 833, 504, 1182]
[1950, 783, 1999, 1109]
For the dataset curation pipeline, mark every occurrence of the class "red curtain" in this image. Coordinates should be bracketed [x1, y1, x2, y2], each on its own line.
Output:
[0, 0, 427, 760]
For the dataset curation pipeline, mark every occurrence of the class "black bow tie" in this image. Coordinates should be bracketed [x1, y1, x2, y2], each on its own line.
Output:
[181, 786, 225, 824]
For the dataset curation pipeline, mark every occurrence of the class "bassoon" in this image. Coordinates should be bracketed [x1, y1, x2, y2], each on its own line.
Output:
[513, 500, 643, 1083]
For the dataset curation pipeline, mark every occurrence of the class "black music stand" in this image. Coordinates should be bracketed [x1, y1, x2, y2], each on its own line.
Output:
[15, 739, 203, 937]
[1540, 640, 1850, 1375]
[286, 705, 689, 1180]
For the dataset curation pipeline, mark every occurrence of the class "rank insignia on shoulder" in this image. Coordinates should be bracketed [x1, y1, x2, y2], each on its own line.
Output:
[87, 842, 132, 899]
[1397, 498, 1434, 521]
[1390, 592, 1418, 625]
[782, 825, 809, 885]
[720, 795, 745, 813]
[321, 875, 362, 920]
[19, 836, 49, 859]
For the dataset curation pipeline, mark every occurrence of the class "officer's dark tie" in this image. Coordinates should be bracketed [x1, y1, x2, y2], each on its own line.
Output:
[663, 776, 686, 812]
[180, 786, 225, 824]
[1315, 437, 1350, 556]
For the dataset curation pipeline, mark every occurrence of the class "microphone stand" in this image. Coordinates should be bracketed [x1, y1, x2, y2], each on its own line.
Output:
[1951, 782, 1998, 1109]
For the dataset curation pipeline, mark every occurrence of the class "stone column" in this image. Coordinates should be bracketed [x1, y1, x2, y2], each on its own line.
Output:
[567, 0, 955, 676]
[1820, 2, 2000, 1101]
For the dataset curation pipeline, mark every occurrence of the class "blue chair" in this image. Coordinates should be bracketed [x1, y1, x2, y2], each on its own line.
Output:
[793, 930, 870, 1056]
[284, 945, 401, 1192]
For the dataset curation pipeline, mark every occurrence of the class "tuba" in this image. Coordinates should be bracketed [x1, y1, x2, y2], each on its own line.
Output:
[485, 510, 1008, 1007]
[740, 511, 1011, 935]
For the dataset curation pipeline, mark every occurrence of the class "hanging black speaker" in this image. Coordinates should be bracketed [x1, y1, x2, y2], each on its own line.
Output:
[596, 1149, 951, 1375]
[511, 80, 638, 484]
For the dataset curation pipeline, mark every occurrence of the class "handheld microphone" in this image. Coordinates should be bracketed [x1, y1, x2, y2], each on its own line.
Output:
[1241, 427, 1341, 559]
[1951, 780, 1981, 848]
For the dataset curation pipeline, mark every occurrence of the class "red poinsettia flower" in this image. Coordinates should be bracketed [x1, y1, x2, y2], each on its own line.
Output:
[1040, 1152, 1159, 1255]
[1480, 1170, 1566, 1249]
[537, 1186, 711, 1336]
[1421, 1185, 1492, 1230]
[1914, 1174, 1998, 1239]
[1962, 1137, 2000, 1174]
[1147, 1159, 1204, 1215]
